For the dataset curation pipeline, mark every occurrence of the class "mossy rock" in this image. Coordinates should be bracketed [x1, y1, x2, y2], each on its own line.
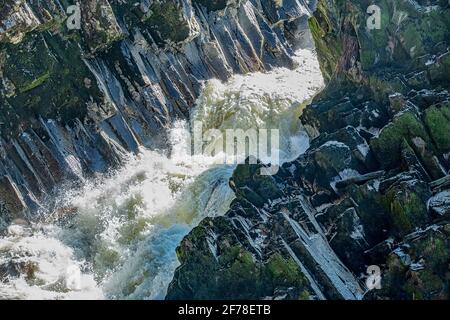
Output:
[0, 31, 103, 138]
[168, 241, 311, 300]
[347, 182, 390, 245]
[80, 0, 125, 53]
[144, 1, 191, 47]
[429, 51, 450, 84]
[381, 179, 431, 236]
[308, 13, 341, 82]
[231, 162, 284, 207]
[168, 213, 313, 300]
[370, 111, 431, 169]
[424, 104, 450, 154]
[312, 0, 450, 83]
[367, 228, 450, 300]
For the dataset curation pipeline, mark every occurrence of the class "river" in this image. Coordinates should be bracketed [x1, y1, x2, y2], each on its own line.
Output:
[0, 49, 323, 300]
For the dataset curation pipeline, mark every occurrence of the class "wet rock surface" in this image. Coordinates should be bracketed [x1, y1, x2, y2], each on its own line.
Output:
[0, 0, 314, 223]
[167, 0, 450, 300]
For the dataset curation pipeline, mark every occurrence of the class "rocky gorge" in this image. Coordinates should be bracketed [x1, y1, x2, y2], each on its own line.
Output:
[0, 0, 312, 223]
[0, 0, 449, 300]
[167, 0, 450, 300]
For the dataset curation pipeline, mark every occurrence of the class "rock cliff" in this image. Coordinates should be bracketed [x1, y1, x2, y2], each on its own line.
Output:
[167, 0, 450, 300]
[0, 0, 315, 224]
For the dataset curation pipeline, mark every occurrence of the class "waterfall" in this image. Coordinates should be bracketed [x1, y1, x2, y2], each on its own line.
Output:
[0, 49, 324, 300]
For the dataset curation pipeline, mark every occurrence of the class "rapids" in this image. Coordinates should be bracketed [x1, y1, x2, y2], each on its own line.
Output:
[0, 49, 323, 300]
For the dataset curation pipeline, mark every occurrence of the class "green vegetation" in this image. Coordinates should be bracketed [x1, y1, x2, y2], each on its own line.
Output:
[372, 230, 450, 300]
[370, 111, 430, 169]
[144, 1, 191, 46]
[424, 104, 450, 153]
[168, 215, 312, 300]
[19, 71, 51, 93]
[0, 31, 103, 138]
[308, 13, 341, 82]
[384, 190, 428, 236]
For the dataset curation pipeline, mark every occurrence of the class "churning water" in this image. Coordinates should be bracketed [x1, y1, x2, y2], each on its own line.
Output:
[0, 49, 323, 300]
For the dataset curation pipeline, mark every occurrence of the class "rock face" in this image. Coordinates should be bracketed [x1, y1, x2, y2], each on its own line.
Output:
[167, 0, 450, 300]
[0, 0, 315, 224]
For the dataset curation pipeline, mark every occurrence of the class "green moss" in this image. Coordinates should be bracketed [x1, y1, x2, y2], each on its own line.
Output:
[0, 31, 103, 138]
[391, 193, 425, 234]
[308, 15, 341, 82]
[371, 228, 450, 300]
[35, 17, 64, 34]
[298, 290, 311, 300]
[80, 0, 125, 53]
[417, 237, 450, 274]
[408, 270, 444, 299]
[357, 0, 392, 68]
[388, 190, 428, 234]
[401, 233, 449, 299]
[399, 22, 425, 59]
[370, 111, 430, 169]
[144, 1, 191, 46]
[213, 249, 310, 299]
[424, 104, 450, 153]
[382, 182, 429, 236]
[311, 0, 450, 82]
[231, 162, 284, 207]
[266, 254, 307, 289]
[19, 71, 51, 93]
[169, 234, 312, 300]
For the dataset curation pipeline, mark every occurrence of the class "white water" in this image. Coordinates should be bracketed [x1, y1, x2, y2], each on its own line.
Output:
[0, 49, 323, 300]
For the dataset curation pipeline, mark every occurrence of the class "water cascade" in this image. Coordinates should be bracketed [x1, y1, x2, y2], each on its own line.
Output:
[0, 49, 324, 300]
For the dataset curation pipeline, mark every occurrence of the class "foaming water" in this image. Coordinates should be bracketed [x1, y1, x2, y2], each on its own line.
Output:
[0, 49, 323, 300]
